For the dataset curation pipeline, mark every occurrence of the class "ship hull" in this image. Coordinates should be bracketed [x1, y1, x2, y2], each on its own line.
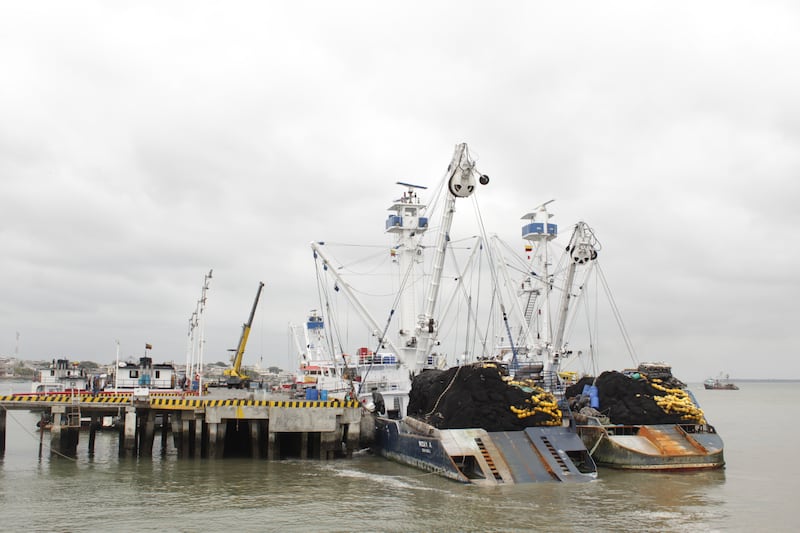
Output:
[578, 423, 725, 470]
[372, 416, 597, 485]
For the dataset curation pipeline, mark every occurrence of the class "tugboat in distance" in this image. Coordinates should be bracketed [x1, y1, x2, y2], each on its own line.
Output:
[704, 373, 739, 390]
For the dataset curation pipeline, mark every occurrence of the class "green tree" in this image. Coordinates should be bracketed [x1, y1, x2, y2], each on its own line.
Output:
[13, 364, 35, 378]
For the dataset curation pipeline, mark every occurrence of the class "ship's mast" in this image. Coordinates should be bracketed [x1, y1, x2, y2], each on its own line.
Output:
[386, 180, 430, 372]
[518, 206, 599, 385]
[312, 143, 488, 377]
[395, 143, 486, 373]
[552, 221, 598, 358]
[520, 201, 557, 358]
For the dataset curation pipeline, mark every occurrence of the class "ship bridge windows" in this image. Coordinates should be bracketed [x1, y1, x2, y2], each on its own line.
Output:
[521, 222, 557, 239]
[386, 215, 402, 230]
[386, 214, 428, 232]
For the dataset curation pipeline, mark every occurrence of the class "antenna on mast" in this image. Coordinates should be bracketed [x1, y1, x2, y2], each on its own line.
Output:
[521, 199, 556, 220]
[396, 181, 428, 190]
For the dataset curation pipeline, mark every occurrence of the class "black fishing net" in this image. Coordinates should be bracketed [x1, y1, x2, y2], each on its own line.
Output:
[565, 370, 704, 425]
[406, 363, 561, 432]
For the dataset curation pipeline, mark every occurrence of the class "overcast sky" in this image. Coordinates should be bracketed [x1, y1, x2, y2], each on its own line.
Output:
[1, 2, 798, 381]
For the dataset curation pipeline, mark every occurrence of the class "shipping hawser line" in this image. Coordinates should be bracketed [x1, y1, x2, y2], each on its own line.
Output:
[0, 144, 724, 483]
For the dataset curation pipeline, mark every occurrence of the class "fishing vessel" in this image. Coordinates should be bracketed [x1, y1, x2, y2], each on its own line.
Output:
[311, 143, 596, 484]
[704, 373, 739, 390]
[507, 210, 727, 470]
[290, 310, 357, 399]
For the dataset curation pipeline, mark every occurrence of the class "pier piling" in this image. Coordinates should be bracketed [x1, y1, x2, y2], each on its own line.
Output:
[139, 409, 156, 457]
[88, 414, 99, 455]
[0, 408, 6, 456]
[160, 414, 169, 455]
[120, 407, 137, 457]
[49, 406, 79, 458]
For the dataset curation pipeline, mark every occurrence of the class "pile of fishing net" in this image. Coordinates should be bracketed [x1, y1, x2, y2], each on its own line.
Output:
[406, 362, 562, 432]
[565, 370, 706, 425]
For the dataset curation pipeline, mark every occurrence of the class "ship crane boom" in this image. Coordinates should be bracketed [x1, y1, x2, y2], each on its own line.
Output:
[224, 281, 264, 389]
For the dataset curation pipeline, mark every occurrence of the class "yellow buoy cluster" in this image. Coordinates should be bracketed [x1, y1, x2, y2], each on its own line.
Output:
[650, 379, 706, 424]
[507, 379, 562, 426]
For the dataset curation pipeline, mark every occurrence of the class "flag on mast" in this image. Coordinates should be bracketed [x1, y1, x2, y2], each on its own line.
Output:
[145, 343, 153, 350]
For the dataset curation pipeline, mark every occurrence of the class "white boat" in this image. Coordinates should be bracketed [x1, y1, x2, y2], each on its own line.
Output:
[290, 310, 355, 399]
[311, 143, 596, 484]
[31, 359, 90, 393]
[291, 309, 428, 404]
[704, 373, 739, 390]
[110, 356, 180, 393]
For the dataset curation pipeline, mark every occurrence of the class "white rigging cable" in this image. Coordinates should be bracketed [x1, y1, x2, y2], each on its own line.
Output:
[596, 262, 640, 365]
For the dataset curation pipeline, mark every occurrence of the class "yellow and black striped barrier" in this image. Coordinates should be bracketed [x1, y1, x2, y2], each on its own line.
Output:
[0, 394, 130, 403]
[268, 400, 359, 408]
[150, 398, 360, 410]
[1, 395, 360, 410]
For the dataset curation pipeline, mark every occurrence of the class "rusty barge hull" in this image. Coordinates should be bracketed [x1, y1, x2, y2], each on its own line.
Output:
[578, 423, 725, 470]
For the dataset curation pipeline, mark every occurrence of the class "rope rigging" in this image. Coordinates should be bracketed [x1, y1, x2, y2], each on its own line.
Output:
[357, 250, 417, 394]
[596, 262, 640, 366]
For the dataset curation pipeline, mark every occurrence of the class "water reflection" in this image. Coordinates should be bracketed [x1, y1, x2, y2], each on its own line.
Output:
[3, 382, 798, 531]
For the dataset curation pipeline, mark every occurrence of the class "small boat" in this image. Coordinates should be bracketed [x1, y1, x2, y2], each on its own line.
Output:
[107, 356, 185, 395]
[30, 358, 89, 394]
[704, 373, 739, 390]
[290, 310, 361, 400]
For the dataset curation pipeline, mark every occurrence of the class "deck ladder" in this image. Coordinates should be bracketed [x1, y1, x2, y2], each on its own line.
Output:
[475, 438, 503, 481]
[541, 436, 570, 474]
[522, 290, 538, 325]
[67, 391, 81, 428]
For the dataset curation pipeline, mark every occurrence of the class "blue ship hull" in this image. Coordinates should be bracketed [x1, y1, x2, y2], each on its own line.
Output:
[372, 416, 597, 485]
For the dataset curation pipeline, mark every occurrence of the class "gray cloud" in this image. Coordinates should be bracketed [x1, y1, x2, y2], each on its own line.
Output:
[1, 2, 798, 381]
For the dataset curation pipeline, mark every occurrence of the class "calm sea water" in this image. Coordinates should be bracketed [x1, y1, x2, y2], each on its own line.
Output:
[1, 380, 797, 532]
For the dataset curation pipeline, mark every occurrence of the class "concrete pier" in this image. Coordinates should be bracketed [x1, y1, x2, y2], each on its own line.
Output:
[0, 393, 365, 462]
